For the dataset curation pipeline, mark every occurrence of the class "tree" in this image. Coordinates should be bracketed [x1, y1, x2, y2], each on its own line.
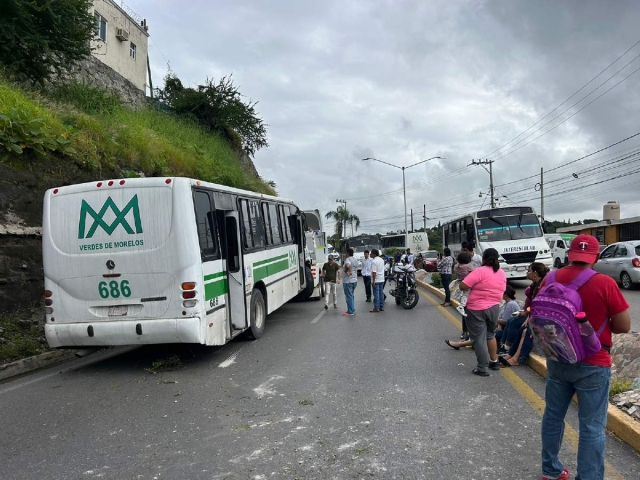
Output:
[346, 213, 360, 237]
[0, 0, 95, 85]
[325, 207, 360, 239]
[160, 73, 268, 157]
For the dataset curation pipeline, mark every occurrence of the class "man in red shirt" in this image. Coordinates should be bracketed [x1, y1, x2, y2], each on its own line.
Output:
[541, 234, 630, 480]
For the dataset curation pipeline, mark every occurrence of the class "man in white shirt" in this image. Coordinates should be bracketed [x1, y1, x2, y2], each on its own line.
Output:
[370, 249, 386, 312]
[361, 250, 373, 303]
[406, 248, 415, 266]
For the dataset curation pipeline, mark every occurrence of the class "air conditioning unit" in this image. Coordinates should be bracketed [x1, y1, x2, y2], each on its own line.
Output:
[115, 28, 129, 41]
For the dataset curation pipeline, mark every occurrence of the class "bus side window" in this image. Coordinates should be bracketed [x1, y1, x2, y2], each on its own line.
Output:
[249, 200, 266, 248]
[261, 202, 273, 245]
[194, 191, 218, 258]
[279, 205, 290, 243]
[239, 199, 253, 249]
[268, 203, 282, 245]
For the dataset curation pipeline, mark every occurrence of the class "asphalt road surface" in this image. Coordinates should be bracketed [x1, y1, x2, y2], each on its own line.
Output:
[1, 279, 639, 479]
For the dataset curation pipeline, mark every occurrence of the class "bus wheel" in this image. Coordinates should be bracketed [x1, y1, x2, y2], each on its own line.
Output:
[554, 258, 561, 269]
[293, 266, 314, 301]
[248, 289, 266, 339]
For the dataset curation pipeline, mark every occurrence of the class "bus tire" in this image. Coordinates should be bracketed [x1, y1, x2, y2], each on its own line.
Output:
[247, 289, 266, 339]
[554, 258, 561, 269]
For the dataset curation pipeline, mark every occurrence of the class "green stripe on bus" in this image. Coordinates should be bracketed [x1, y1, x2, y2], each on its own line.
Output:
[204, 271, 226, 281]
[205, 278, 228, 300]
[254, 258, 290, 282]
[253, 254, 288, 267]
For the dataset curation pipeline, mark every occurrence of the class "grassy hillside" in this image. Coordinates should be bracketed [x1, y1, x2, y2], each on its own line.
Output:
[0, 77, 275, 194]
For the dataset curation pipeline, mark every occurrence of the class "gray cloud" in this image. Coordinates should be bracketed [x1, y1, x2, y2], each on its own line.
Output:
[131, 0, 640, 234]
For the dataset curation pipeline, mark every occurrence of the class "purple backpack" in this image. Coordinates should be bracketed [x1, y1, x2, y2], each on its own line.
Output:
[529, 269, 605, 364]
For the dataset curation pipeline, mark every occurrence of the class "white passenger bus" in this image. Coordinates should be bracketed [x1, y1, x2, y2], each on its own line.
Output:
[442, 206, 552, 279]
[381, 232, 429, 255]
[42, 177, 311, 348]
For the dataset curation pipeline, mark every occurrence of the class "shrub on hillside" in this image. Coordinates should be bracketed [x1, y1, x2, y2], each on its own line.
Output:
[159, 74, 269, 157]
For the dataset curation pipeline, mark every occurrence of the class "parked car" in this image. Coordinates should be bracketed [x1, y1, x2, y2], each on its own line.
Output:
[419, 250, 440, 272]
[594, 241, 640, 290]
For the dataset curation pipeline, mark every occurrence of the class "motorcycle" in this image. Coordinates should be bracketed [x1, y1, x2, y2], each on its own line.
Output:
[389, 262, 419, 309]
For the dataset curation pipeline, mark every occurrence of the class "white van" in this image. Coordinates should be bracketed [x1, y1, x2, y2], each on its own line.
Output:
[545, 233, 576, 268]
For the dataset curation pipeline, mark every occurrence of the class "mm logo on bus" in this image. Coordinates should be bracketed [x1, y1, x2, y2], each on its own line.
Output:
[288, 250, 297, 268]
[412, 234, 423, 242]
[78, 195, 143, 239]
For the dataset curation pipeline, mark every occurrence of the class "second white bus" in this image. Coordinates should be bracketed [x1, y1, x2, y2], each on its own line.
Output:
[442, 206, 553, 279]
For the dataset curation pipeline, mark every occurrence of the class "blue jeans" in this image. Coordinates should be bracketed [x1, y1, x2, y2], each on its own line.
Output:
[502, 316, 526, 346]
[373, 282, 385, 310]
[508, 326, 534, 363]
[441, 273, 452, 302]
[343, 282, 357, 314]
[541, 360, 611, 480]
[363, 275, 372, 300]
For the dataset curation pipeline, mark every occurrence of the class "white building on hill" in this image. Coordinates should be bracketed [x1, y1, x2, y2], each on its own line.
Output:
[90, 0, 150, 92]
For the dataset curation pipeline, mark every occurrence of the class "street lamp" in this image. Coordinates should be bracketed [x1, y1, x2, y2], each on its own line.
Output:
[362, 156, 443, 236]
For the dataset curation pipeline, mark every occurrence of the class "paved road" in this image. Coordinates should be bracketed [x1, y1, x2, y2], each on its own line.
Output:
[509, 278, 640, 333]
[1, 279, 638, 479]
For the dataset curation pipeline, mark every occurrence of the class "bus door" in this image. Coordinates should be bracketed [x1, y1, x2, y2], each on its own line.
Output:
[219, 210, 248, 331]
[296, 214, 306, 289]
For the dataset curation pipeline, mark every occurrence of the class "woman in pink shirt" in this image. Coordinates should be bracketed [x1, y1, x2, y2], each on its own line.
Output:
[458, 248, 507, 377]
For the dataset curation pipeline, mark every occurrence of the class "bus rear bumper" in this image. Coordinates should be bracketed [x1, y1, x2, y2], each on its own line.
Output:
[45, 318, 202, 348]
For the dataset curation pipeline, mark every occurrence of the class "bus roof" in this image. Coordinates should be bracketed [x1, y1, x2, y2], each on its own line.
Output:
[45, 177, 296, 205]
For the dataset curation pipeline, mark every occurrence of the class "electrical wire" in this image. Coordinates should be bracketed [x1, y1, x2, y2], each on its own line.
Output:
[482, 37, 640, 159]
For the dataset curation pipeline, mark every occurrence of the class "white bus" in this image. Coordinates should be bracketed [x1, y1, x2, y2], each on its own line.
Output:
[338, 234, 382, 273]
[42, 177, 311, 348]
[442, 206, 553, 279]
[381, 232, 429, 255]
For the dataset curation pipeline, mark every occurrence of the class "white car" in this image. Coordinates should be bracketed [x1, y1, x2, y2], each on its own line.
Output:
[594, 241, 640, 290]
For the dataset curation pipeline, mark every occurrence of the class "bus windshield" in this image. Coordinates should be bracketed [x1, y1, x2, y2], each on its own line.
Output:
[477, 214, 542, 242]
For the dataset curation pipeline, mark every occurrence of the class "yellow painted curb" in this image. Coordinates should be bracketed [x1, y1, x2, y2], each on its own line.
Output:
[417, 279, 640, 454]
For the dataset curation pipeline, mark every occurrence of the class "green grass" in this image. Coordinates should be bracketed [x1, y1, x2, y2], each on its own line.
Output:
[0, 309, 49, 364]
[0, 77, 275, 194]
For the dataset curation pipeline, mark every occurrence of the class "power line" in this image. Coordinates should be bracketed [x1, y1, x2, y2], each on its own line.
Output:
[483, 37, 640, 159]
[490, 61, 640, 162]
[493, 132, 640, 188]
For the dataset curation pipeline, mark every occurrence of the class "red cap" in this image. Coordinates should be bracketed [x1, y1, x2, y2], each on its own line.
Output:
[568, 234, 600, 263]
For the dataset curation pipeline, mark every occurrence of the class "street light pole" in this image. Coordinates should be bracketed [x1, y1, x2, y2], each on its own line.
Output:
[362, 156, 443, 237]
[402, 167, 407, 234]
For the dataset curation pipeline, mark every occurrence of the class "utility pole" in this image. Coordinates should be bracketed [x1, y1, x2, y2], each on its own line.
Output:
[335, 199, 347, 240]
[410, 208, 414, 232]
[470, 159, 495, 208]
[423, 204, 427, 232]
[540, 167, 545, 221]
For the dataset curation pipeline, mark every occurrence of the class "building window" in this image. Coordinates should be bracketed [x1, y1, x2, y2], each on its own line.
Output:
[130, 42, 136, 60]
[95, 11, 107, 42]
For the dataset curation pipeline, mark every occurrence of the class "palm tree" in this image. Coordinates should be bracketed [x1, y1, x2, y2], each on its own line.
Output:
[325, 206, 354, 240]
[347, 213, 360, 237]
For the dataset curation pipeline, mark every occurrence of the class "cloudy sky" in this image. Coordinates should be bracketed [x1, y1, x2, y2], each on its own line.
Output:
[129, 0, 640, 235]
